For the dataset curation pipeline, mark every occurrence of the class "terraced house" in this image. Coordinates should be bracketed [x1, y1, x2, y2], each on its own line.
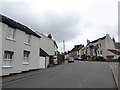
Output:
[0, 14, 58, 76]
[80, 34, 120, 59]
[36, 32, 58, 68]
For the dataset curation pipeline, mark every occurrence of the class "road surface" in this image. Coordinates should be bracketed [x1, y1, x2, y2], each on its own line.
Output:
[2, 61, 118, 88]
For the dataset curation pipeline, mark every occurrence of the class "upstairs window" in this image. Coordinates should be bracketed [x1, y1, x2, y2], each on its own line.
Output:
[3, 51, 14, 67]
[99, 43, 101, 48]
[23, 50, 30, 64]
[7, 27, 16, 40]
[24, 33, 31, 44]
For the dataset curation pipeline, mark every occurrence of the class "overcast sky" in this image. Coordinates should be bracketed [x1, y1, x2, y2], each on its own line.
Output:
[1, 0, 119, 52]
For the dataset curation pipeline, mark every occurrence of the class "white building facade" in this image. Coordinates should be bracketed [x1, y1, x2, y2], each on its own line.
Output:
[1, 14, 59, 76]
[1, 14, 41, 76]
[80, 34, 120, 59]
[36, 32, 58, 67]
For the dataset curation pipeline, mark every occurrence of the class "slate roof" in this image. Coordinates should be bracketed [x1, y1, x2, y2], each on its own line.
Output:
[36, 32, 58, 48]
[0, 14, 41, 38]
[71, 45, 84, 52]
[88, 36, 106, 45]
[107, 49, 120, 55]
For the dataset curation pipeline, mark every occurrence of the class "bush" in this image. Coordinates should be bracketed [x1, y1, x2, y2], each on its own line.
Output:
[91, 56, 96, 59]
[94, 56, 104, 61]
[81, 55, 87, 60]
[87, 55, 91, 59]
[47, 64, 55, 68]
[106, 55, 114, 59]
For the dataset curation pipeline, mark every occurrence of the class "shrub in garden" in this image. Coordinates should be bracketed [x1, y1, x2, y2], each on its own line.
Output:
[47, 64, 54, 68]
[106, 55, 114, 59]
[94, 56, 104, 61]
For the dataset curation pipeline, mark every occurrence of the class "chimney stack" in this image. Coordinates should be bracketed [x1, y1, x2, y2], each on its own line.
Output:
[112, 37, 115, 42]
[87, 39, 90, 44]
[48, 33, 52, 39]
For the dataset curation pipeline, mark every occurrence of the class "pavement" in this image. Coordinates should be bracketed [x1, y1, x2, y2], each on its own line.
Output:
[104, 62, 119, 90]
[111, 65, 120, 90]
[0, 61, 119, 88]
[1, 67, 56, 86]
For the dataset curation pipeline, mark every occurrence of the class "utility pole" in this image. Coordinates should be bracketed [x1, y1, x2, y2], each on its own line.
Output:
[63, 40, 65, 53]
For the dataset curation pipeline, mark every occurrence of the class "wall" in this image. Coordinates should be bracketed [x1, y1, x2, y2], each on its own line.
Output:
[69, 51, 77, 58]
[104, 34, 115, 58]
[82, 34, 116, 59]
[46, 57, 49, 68]
[38, 33, 55, 56]
[2, 23, 40, 76]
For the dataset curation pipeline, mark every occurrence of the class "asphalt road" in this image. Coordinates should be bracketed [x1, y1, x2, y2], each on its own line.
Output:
[2, 61, 117, 88]
[104, 62, 119, 67]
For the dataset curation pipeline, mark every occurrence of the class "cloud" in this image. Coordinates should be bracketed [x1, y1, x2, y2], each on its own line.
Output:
[38, 11, 81, 42]
[2, 2, 81, 43]
[1, 0, 119, 52]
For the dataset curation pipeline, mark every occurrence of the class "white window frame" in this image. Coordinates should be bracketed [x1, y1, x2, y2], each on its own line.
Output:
[23, 51, 30, 64]
[2, 51, 13, 67]
[24, 33, 31, 45]
[7, 26, 16, 40]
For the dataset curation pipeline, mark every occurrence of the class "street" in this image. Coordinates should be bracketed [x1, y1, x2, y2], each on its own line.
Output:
[2, 61, 118, 88]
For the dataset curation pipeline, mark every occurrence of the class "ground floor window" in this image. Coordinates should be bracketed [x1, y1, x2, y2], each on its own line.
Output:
[2, 51, 14, 67]
[23, 50, 30, 64]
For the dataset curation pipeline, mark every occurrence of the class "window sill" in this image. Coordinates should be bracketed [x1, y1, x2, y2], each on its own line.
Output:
[2, 66, 12, 68]
[5, 37, 16, 42]
[22, 62, 29, 65]
[24, 43, 31, 46]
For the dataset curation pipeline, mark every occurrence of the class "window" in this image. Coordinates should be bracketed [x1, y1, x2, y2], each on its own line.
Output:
[97, 51, 99, 55]
[7, 27, 16, 40]
[55, 52, 57, 56]
[2, 51, 14, 67]
[24, 33, 31, 44]
[99, 43, 101, 48]
[100, 50, 102, 55]
[23, 50, 30, 64]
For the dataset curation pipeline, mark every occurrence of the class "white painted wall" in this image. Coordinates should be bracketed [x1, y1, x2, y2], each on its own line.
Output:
[46, 57, 49, 68]
[36, 32, 58, 64]
[81, 34, 116, 59]
[37, 33, 55, 56]
[2, 23, 40, 76]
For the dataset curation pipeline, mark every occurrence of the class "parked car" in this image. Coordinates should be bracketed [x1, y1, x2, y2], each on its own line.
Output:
[68, 57, 74, 63]
[74, 57, 83, 61]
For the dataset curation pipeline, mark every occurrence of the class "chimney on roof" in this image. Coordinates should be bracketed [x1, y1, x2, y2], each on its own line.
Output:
[48, 33, 52, 39]
[106, 34, 109, 37]
[87, 39, 90, 44]
[112, 37, 115, 42]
